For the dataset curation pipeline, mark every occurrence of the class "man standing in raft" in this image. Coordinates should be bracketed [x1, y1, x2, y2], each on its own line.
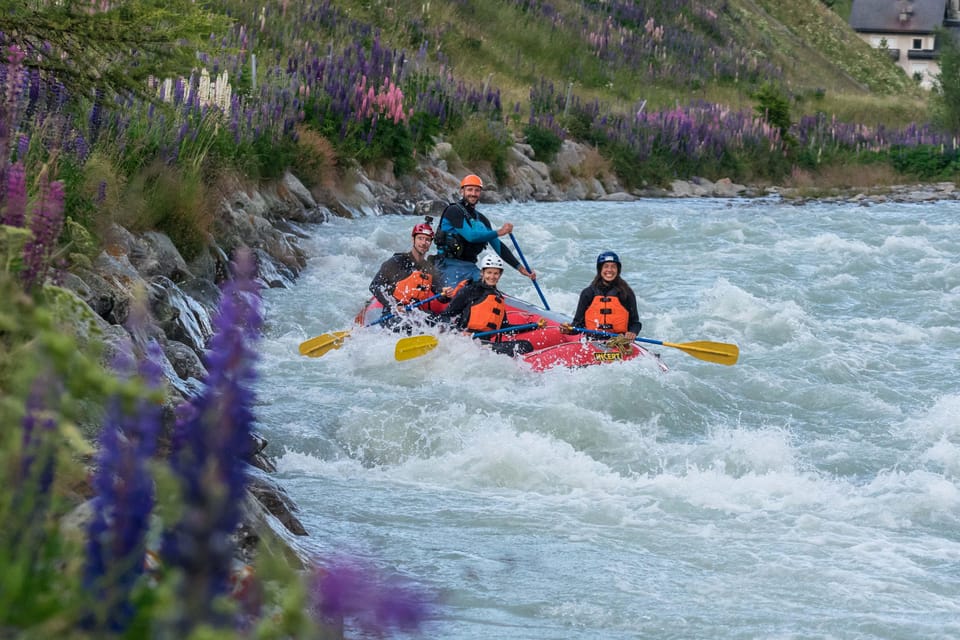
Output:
[433, 174, 538, 287]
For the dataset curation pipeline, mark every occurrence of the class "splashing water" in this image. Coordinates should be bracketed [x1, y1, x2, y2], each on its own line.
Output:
[256, 199, 960, 639]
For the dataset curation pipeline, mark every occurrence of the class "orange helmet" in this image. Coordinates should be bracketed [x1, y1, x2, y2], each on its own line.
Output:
[460, 174, 483, 189]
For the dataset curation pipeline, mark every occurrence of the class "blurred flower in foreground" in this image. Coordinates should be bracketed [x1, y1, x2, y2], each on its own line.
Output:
[21, 166, 66, 290]
[83, 340, 163, 631]
[161, 248, 262, 630]
[310, 556, 436, 635]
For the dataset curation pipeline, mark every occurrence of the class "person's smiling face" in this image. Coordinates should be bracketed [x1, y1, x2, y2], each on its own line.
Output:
[412, 233, 433, 257]
[481, 267, 502, 287]
[599, 261, 619, 283]
[462, 185, 482, 205]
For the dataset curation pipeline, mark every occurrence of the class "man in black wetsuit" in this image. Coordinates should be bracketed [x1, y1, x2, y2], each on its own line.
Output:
[369, 219, 454, 331]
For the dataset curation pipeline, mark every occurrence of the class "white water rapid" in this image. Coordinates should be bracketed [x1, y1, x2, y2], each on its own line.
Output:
[256, 198, 960, 639]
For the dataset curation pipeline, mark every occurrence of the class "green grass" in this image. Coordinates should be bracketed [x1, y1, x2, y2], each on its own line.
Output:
[322, 0, 929, 127]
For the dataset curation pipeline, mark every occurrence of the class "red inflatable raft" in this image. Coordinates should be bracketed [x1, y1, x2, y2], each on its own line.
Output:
[356, 295, 667, 372]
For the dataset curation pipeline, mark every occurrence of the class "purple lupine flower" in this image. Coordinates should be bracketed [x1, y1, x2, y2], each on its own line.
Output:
[88, 87, 104, 145]
[1, 161, 27, 227]
[8, 376, 60, 558]
[25, 67, 41, 118]
[18, 376, 58, 497]
[20, 170, 65, 290]
[15, 134, 29, 161]
[160, 249, 262, 629]
[83, 341, 163, 632]
[1, 46, 28, 184]
[310, 557, 435, 635]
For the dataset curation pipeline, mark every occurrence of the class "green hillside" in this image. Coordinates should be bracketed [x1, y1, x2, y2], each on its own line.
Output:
[269, 0, 925, 124]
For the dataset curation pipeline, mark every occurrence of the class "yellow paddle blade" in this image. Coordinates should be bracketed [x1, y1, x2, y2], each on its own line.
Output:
[395, 335, 439, 361]
[298, 330, 352, 358]
[662, 340, 739, 366]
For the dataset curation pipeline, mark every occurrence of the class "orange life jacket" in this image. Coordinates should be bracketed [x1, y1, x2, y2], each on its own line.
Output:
[392, 270, 434, 304]
[466, 293, 506, 332]
[584, 293, 629, 333]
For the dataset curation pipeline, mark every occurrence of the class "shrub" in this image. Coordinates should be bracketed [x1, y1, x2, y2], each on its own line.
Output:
[931, 27, 960, 135]
[408, 111, 442, 155]
[753, 82, 793, 140]
[449, 116, 513, 185]
[559, 108, 601, 145]
[291, 126, 339, 189]
[602, 140, 660, 189]
[362, 117, 416, 176]
[523, 123, 563, 163]
[889, 144, 960, 179]
[578, 145, 612, 180]
[126, 163, 210, 260]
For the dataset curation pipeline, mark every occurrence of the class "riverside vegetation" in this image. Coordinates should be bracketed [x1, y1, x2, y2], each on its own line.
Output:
[4, 0, 960, 637]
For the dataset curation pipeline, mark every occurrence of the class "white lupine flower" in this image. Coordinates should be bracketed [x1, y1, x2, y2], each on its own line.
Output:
[198, 68, 211, 106]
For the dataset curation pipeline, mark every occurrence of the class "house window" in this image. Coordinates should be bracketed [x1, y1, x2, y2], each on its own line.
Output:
[913, 38, 923, 49]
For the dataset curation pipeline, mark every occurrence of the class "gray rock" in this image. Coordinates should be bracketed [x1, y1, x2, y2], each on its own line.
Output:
[598, 191, 639, 201]
[91, 251, 150, 325]
[670, 179, 709, 197]
[713, 177, 747, 197]
[245, 466, 308, 537]
[163, 339, 208, 381]
[254, 248, 295, 289]
[280, 171, 318, 210]
[148, 275, 213, 353]
[134, 231, 193, 282]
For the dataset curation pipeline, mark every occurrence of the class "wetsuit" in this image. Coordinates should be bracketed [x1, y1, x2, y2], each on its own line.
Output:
[433, 199, 521, 286]
[369, 251, 445, 331]
[435, 280, 534, 356]
[571, 282, 642, 335]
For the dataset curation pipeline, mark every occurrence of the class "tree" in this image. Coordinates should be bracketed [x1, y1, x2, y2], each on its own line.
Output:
[0, 0, 229, 104]
[753, 82, 792, 141]
[931, 28, 960, 135]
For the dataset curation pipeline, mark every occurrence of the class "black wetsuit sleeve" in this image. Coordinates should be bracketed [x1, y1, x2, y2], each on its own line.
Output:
[476, 211, 521, 270]
[571, 287, 593, 328]
[436, 284, 477, 330]
[426, 261, 447, 297]
[370, 256, 399, 307]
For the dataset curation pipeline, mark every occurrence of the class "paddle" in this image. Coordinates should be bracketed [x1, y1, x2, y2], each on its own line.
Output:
[299, 293, 443, 358]
[509, 233, 550, 310]
[394, 322, 542, 361]
[574, 327, 739, 366]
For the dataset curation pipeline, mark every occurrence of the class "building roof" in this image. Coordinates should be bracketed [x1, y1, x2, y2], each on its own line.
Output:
[849, 0, 948, 34]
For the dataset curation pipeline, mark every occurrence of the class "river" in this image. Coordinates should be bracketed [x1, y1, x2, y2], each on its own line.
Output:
[255, 198, 960, 639]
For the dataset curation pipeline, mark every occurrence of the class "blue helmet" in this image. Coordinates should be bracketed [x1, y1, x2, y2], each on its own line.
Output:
[596, 251, 621, 272]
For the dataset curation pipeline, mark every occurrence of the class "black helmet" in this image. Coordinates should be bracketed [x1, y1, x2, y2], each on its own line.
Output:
[596, 251, 621, 272]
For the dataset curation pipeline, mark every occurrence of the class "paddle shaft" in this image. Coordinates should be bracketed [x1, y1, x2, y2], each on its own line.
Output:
[371, 292, 443, 326]
[574, 328, 739, 365]
[300, 293, 443, 357]
[509, 233, 550, 310]
[472, 322, 541, 339]
[395, 322, 542, 361]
